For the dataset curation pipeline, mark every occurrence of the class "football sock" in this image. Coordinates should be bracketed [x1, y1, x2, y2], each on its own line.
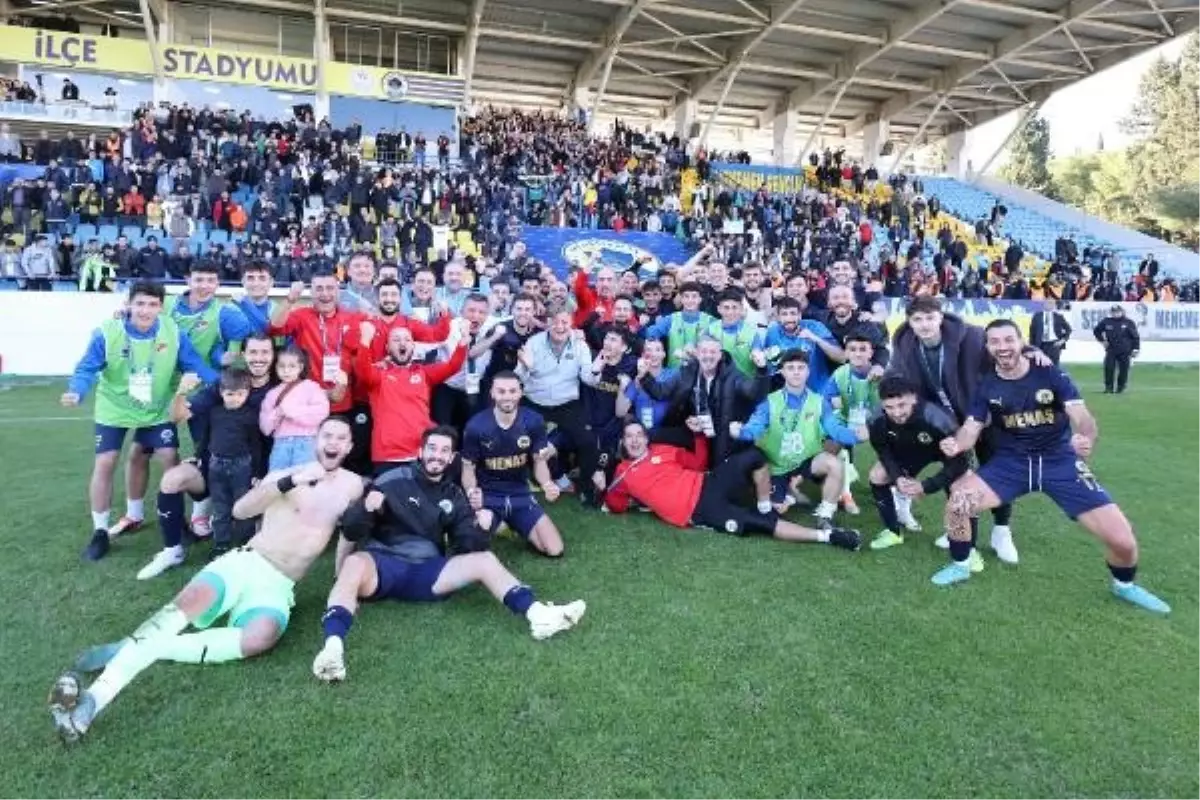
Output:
[128, 603, 190, 644]
[969, 517, 979, 547]
[1108, 563, 1137, 585]
[816, 529, 831, 544]
[91, 509, 111, 531]
[153, 628, 245, 664]
[992, 503, 1012, 526]
[321, 605, 355, 642]
[503, 585, 535, 616]
[191, 496, 212, 518]
[126, 497, 144, 521]
[156, 490, 186, 548]
[948, 539, 973, 564]
[89, 640, 160, 714]
[871, 484, 901, 533]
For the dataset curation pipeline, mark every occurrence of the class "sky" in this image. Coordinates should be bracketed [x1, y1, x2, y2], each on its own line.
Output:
[962, 35, 1189, 172]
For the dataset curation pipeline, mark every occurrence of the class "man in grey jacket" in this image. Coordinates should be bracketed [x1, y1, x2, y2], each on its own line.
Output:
[19, 235, 58, 291]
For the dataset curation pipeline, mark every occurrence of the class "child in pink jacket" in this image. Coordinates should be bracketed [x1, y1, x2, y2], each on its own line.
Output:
[260, 348, 330, 471]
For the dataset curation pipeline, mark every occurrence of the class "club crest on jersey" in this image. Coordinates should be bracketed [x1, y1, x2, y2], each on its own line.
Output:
[651, 456, 662, 465]
[410, 374, 422, 384]
[355, 413, 368, 424]
[1035, 389, 1054, 404]
[438, 499, 453, 514]
[161, 428, 175, 443]
[155, 342, 168, 352]
[516, 435, 531, 449]
[917, 432, 932, 444]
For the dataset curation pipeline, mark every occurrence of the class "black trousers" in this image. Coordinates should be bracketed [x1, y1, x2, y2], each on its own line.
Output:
[345, 403, 373, 476]
[1104, 351, 1131, 391]
[524, 398, 599, 494]
[208, 455, 255, 547]
[1037, 341, 1063, 366]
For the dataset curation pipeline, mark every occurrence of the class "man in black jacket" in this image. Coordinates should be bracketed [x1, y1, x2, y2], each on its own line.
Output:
[888, 297, 1019, 563]
[866, 375, 972, 552]
[1029, 299, 1072, 365]
[311, 425, 586, 683]
[639, 335, 769, 467]
[1093, 305, 1139, 393]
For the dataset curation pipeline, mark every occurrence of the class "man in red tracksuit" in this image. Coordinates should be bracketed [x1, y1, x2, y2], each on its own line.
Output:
[348, 276, 453, 472]
[571, 259, 618, 328]
[269, 274, 361, 416]
[354, 318, 467, 474]
[599, 417, 862, 550]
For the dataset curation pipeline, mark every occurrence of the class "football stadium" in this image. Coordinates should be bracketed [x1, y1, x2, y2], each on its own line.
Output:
[0, 0, 1196, 795]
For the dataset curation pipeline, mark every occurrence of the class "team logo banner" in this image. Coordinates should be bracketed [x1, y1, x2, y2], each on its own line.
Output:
[521, 228, 692, 280]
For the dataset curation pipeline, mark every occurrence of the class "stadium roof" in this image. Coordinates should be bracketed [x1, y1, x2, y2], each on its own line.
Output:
[8, 0, 1199, 144]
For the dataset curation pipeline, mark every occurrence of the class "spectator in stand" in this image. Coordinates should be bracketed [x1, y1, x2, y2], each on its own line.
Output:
[0, 123, 21, 162]
[19, 234, 58, 291]
[61, 78, 80, 102]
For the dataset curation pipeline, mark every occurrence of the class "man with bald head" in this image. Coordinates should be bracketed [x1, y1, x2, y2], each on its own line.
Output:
[572, 255, 618, 328]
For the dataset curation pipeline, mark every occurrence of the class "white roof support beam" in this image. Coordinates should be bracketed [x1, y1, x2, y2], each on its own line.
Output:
[797, 79, 851, 163]
[889, 94, 948, 172]
[876, 0, 1123, 123]
[614, 54, 690, 94]
[461, 0, 487, 104]
[640, 11, 725, 61]
[1144, 0, 1176, 35]
[779, 0, 967, 117]
[137, 0, 164, 77]
[675, 0, 810, 113]
[698, 66, 741, 146]
[569, 0, 655, 99]
[961, 0, 1165, 37]
[1062, 26, 1094, 72]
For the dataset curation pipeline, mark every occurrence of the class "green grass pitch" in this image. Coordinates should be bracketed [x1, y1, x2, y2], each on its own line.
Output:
[0, 365, 1196, 798]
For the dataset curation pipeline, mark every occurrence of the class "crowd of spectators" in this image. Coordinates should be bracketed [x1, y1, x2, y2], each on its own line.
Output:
[0, 101, 1193, 303]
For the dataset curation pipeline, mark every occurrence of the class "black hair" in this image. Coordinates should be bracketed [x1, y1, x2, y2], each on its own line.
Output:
[512, 292, 539, 307]
[774, 296, 801, 312]
[678, 281, 704, 296]
[641, 280, 661, 293]
[219, 367, 251, 393]
[491, 370, 523, 387]
[240, 261, 271, 277]
[844, 332, 875, 348]
[376, 276, 402, 291]
[716, 287, 745, 306]
[276, 346, 309, 378]
[779, 348, 811, 366]
[906, 296, 943, 317]
[879, 375, 919, 400]
[985, 318, 1021, 336]
[189, 260, 220, 275]
[464, 292, 489, 306]
[422, 424, 459, 450]
[318, 414, 353, 433]
[128, 281, 166, 302]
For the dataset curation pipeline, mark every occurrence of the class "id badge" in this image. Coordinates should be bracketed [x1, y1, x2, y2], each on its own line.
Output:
[465, 371, 482, 395]
[848, 407, 868, 427]
[781, 431, 805, 457]
[322, 354, 341, 383]
[640, 406, 654, 430]
[129, 370, 153, 405]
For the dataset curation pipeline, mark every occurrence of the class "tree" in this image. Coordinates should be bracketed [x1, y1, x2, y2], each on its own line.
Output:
[1000, 113, 1057, 198]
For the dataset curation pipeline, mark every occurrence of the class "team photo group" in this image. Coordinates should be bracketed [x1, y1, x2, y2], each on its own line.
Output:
[47, 245, 1171, 745]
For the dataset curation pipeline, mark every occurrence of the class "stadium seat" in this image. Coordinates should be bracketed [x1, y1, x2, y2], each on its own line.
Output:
[120, 225, 143, 240]
[97, 225, 119, 242]
[143, 228, 166, 241]
[75, 223, 98, 240]
[208, 230, 230, 244]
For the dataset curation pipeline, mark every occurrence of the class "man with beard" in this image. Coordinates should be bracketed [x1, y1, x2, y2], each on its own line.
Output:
[934, 321, 1169, 615]
[355, 319, 468, 473]
[482, 292, 540, 397]
[865, 375, 971, 552]
[738, 262, 773, 330]
[142, 334, 277, 580]
[823, 285, 889, 373]
[312, 426, 586, 683]
[888, 297, 1033, 562]
[49, 417, 365, 744]
[763, 297, 842, 391]
[600, 417, 861, 551]
[585, 295, 642, 354]
[461, 373, 565, 557]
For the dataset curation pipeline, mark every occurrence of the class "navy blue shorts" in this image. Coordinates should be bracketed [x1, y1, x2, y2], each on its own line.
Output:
[769, 457, 819, 503]
[482, 491, 545, 538]
[94, 422, 178, 455]
[365, 552, 449, 603]
[976, 453, 1113, 520]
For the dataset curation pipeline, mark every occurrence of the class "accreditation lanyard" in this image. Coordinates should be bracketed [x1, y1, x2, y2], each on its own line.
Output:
[317, 312, 344, 384]
[918, 344, 954, 415]
[779, 392, 808, 456]
[124, 326, 157, 406]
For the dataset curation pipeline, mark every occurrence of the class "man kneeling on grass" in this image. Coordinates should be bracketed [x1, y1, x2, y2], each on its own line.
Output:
[48, 417, 364, 744]
[596, 416, 862, 551]
[312, 425, 586, 683]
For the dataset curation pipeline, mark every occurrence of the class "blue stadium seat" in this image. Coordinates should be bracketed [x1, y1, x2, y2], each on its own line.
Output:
[120, 224, 143, 240]
[208, 230, 230, 244]
[75, 223, 98, 240]
[97, 224, 119, 242]
[143, 228, 166, 242]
